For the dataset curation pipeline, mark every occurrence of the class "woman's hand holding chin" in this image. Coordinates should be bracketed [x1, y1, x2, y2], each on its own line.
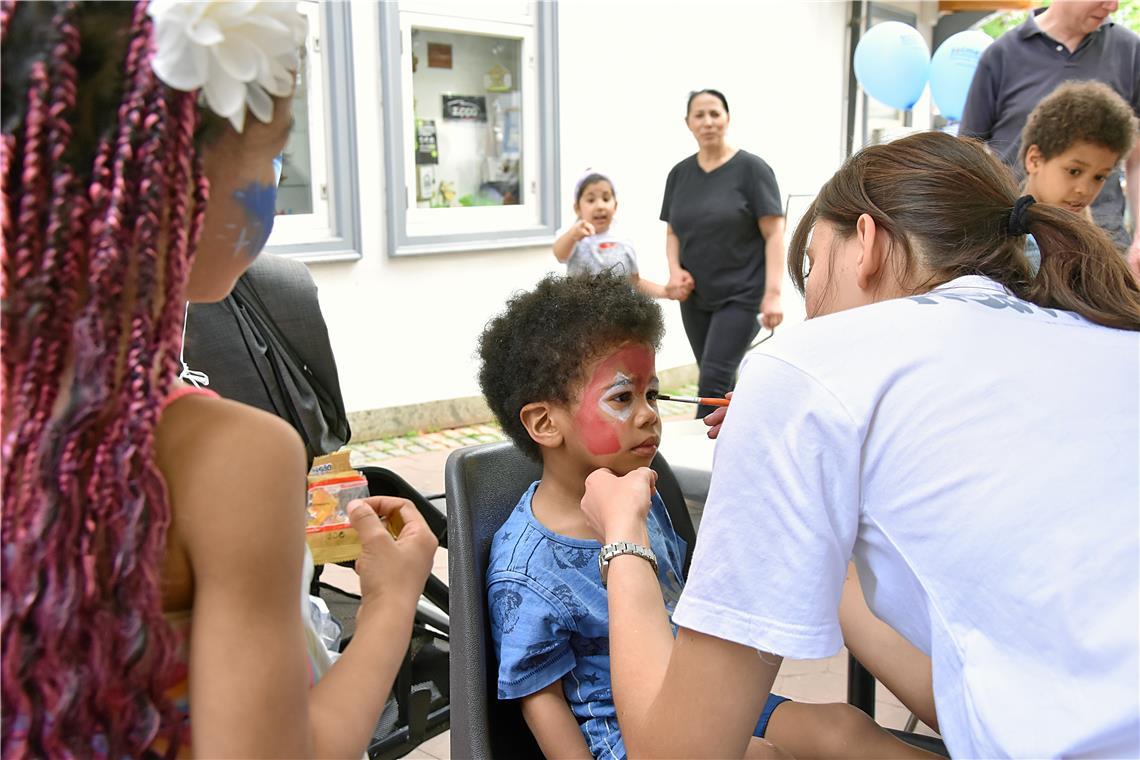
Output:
[580, 467, 657, 545]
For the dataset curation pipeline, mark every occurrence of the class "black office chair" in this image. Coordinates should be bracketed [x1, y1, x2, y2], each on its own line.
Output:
[445, 441, 696, 760]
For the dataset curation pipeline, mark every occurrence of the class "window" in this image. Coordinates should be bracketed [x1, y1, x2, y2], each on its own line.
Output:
[380, 2, 559, 256]
[266, 0, 361, 261]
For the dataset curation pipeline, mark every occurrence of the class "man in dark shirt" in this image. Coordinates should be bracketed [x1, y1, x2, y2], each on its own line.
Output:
[960, 2, 1140, 275]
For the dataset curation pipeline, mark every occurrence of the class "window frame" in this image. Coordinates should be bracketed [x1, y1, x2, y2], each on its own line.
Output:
[265, 0, 362, 263]
[379, 2, 560, 257]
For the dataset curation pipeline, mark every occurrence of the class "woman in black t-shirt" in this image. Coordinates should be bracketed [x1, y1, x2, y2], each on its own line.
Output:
[661, 89, 786, 417]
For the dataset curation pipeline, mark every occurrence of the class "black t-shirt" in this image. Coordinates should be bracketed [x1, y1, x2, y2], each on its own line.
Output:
[660, 150, 783, 310]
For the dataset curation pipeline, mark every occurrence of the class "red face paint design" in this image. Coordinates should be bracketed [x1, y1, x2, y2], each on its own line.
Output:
[574, 344, 656, 456]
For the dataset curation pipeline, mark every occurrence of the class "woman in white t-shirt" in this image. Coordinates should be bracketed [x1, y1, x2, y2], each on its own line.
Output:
[579, 131, 1140, 759]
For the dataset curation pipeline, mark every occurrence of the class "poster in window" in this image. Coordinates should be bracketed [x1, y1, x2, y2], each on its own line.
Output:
[441, 95, 487, 122]
[428, 42, 452, 68]
[415, 119, 438, 165]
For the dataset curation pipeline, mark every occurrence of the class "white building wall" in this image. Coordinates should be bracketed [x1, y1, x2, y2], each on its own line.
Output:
[307, 0, 856, 418]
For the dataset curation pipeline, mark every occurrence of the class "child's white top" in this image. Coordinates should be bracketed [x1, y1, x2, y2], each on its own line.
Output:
[567, 229, 638, 279]
[673, 275, 1140, 758]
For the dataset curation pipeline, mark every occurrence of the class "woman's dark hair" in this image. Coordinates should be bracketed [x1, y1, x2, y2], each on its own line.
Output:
[478, 272, 664, 460]
[788, 131, 1140, 330]
[2, 1, 207, 756]
[1018, 80, 1137, 165]
[575, 172, 614, 204]
[686, 88, 729, 118]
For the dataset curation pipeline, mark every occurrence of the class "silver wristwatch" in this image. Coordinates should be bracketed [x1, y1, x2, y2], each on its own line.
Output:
[598, 541, 658, 588]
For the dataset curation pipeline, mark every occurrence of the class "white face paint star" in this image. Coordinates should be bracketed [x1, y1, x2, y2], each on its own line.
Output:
[232, 225, 252, 258]
[597, 372, 634, 422]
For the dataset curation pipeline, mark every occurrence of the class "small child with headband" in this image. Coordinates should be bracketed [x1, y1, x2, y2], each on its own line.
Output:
[553, 170, 685, 299]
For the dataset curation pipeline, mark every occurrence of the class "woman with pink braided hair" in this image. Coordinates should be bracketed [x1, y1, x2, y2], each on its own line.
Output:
[1, 2, 437, 757]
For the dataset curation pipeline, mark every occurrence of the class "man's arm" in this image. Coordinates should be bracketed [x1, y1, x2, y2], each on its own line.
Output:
[520, 681, 593, 759]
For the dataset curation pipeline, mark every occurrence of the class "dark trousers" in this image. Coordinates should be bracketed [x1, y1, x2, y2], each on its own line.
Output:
[679, 299, 760, 418]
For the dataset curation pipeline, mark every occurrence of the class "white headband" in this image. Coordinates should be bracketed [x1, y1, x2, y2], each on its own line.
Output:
[573, 168, 616, 201]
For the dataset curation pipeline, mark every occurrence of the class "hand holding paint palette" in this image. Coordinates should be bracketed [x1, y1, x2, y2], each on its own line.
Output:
[306, 450, 370, 564]
[656, 394, 730, 408]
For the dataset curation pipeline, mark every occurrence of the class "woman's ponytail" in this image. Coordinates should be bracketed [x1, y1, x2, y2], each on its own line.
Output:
[789, 131, 1140, 332]
[1021, 203, 1140, 330]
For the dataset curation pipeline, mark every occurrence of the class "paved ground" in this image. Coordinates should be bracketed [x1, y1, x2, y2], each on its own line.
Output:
[326, 391, 938, 759]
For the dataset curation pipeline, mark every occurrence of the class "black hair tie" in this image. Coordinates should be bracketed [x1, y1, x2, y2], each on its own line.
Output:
[1007, 195, 1036, 237]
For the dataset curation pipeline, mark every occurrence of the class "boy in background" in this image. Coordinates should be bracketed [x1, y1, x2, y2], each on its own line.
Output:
[1019, 81, 1138, 269]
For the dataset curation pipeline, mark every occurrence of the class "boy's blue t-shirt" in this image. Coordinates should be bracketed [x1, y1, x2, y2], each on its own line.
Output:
[487, 481, 686, 760]
[1025, 234, 1041, 271]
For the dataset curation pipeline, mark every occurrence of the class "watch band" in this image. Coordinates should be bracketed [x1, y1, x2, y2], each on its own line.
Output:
[598, 541, 658, 588]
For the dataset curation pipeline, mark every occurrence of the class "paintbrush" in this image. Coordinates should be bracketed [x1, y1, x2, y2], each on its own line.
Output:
[656, 394, 730, 407]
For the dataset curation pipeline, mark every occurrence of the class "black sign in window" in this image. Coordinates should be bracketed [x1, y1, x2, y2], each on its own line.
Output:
[441, 95, 487, 122]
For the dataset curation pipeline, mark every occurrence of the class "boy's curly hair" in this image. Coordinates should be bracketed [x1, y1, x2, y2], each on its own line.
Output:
[1018, 80, 1138, 165]
[478, 272, 664, 460]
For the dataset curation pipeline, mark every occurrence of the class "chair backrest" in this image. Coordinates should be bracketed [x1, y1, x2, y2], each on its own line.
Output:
[445, 441, 695, 760]
[183, 252, 350, 465]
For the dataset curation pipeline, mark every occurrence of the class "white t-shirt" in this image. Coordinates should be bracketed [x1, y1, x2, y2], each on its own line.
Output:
[673, 276, 1140, 758]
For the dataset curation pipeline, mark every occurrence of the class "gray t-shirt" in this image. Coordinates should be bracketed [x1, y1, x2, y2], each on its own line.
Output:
[959, 10, 1140, 248]
[566, 229, 639, 279]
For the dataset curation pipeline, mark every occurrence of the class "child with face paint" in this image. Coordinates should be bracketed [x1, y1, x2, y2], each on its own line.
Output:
[553, 170, 685, 301]
[477, 273, 922, 760]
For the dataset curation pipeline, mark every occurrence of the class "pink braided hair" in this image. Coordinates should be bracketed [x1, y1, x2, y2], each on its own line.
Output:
[2, 1, 208, 756]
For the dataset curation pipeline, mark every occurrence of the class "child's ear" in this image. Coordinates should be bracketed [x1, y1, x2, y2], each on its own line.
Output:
[520, 402, 563, 451]
[1024, 144, 1043, 175]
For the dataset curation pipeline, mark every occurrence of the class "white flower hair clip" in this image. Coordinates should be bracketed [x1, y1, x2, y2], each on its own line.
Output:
[148, 0, 308, 133]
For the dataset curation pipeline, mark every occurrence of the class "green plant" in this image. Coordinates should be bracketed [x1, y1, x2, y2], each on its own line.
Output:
[1118, 0, 1140, 30]
[981, 0, 1140, 38]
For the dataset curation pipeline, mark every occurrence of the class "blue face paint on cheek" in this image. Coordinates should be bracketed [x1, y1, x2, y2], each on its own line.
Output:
[232, 181, 278, 260]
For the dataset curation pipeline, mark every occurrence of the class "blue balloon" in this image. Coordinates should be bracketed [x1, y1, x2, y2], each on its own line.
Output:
[854, 21, 930, 111]
[930, 31, 992, 121]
